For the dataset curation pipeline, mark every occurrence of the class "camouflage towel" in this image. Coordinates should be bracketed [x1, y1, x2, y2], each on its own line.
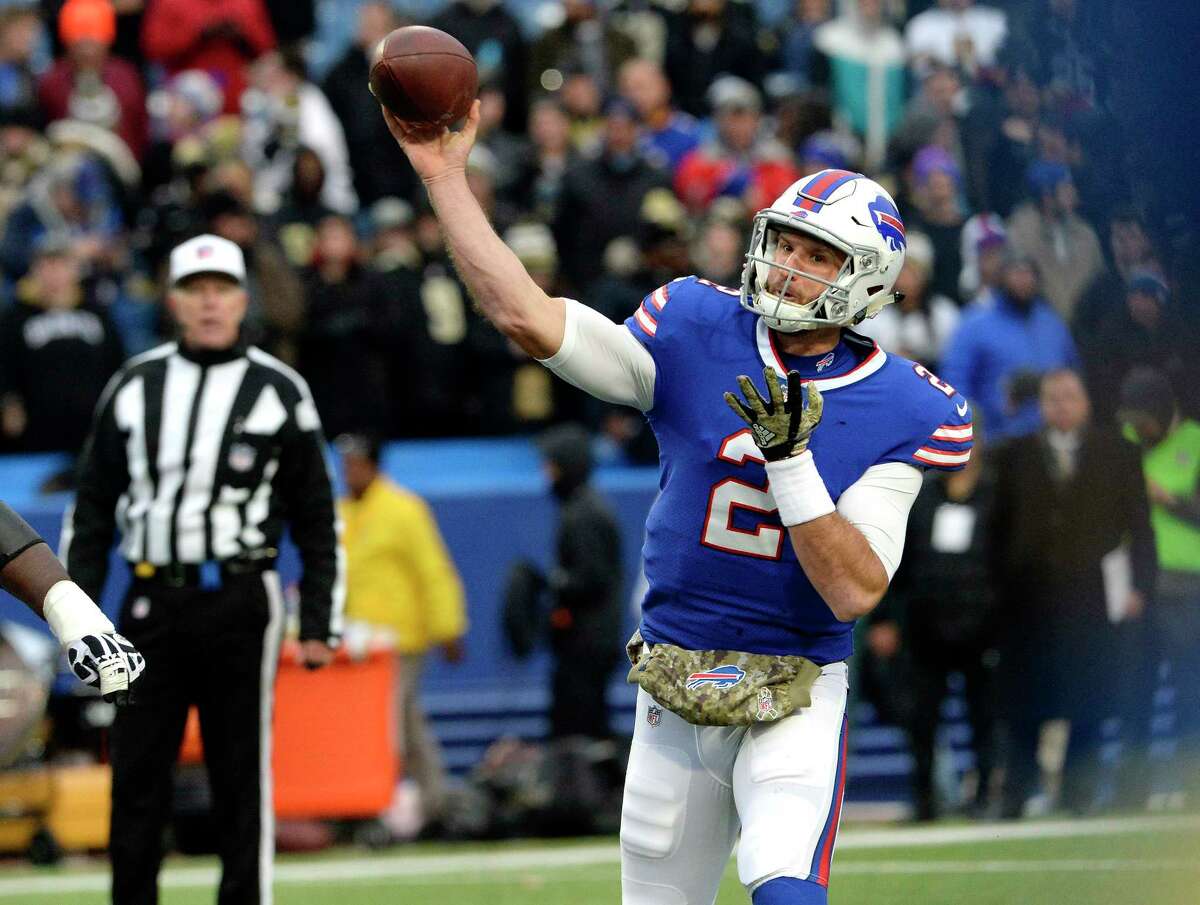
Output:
[625, 630, 822, 727]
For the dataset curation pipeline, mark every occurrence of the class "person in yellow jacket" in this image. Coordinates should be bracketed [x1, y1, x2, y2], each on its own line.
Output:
[336, 434, 467, 829]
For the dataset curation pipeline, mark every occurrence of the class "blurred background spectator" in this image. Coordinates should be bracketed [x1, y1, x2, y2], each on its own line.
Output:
[0, 235, 122, 455]
[617, 57, 700, 176]
[141, 0, 275, 114]
[1117, 368, 1200, 810]
[674, 75, 798, 215]
[940, 253, 1077, 441]
[554, 95, 667, 295]
[297, 213, 392, 437]
[240, 48, 356, 215]
[904, 0, 1007, 80]
[1078, 272, 1200, 427]
[989, 369, 1156, 818]
[903, 144, 966, 302]
[529, 0, 635, 102]
[38, 0, 146, 161]
[338, 433, 467, 836]
[812, 0, 904, 170]
[867, 426, 999, 821]
[432, 0, 526, 133]
[321, 1, 416, 209]
[1006, 159, 1102, 321]
[856, 230, 958, 368]
[536, 424, 622, 741]
[662, 0, 769, 118]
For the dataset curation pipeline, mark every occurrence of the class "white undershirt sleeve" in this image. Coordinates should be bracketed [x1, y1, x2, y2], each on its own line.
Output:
[536, 298, 657, 412]
[835, 461, 924, 580]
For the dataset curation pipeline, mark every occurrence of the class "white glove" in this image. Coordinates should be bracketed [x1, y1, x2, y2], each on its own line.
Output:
[66, 633, 146, 704]
[44, 581, 145, 705]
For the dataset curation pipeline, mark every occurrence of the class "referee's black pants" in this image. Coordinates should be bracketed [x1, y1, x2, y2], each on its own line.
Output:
[109, 570, 284, 905]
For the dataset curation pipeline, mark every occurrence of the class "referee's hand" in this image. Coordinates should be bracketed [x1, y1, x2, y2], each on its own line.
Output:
[67, 632, 146, 706]
[299, 639, 335, 671]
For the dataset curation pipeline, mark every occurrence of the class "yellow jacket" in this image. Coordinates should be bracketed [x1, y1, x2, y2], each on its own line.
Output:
[339, 477, 466, 654]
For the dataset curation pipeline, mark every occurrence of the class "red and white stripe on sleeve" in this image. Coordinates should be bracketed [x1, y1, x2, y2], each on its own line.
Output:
[629, 283, 670, 339]
[912, 400, 974, 471]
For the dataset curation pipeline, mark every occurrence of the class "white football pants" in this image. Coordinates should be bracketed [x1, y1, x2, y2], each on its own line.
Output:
[619, 661, 849, 905]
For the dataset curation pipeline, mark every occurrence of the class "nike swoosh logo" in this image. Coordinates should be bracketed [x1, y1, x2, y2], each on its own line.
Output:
[956, 400, 969, 417]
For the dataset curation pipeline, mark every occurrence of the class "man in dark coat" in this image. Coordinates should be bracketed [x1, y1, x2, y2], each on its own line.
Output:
[538, 424, 623, 740]
[990, 368, 1157, 817]
[321, 2, 419, 207]
[868, 432, 1000, 821]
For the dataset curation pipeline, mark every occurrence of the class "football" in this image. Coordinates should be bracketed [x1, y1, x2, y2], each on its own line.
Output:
[368, 26, 478, 127]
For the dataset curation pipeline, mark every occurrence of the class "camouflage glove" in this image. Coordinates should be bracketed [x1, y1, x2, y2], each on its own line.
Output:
[724, 366, 824, 462]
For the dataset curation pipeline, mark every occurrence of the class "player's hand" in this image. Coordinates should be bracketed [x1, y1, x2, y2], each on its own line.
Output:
[299, 639, 336, 671]
[724, 366, 824, 461]
[66, 632, 145, 706]
[382, 99, 480, 184]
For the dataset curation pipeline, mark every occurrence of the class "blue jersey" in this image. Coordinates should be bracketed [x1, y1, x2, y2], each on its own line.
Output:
[625, 277, 974, 663]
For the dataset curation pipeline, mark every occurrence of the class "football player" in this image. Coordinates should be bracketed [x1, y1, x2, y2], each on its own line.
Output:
[0, 502, 144, 702]
[386, 103, 971, 905]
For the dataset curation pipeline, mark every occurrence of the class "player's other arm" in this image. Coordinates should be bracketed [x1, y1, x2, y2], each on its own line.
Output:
[0, 502, 143, 702]
[383, 102, 563, 360]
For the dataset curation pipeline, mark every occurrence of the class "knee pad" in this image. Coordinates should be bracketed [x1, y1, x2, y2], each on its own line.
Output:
[752, 876, 828, 905]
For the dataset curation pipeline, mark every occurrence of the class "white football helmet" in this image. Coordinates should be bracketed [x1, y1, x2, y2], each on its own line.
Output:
[740, 170, 908, 332]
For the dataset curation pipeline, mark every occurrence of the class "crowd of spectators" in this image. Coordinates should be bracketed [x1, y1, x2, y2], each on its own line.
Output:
[0, 0, 1197, 818]
[0, 0, 1193, 458]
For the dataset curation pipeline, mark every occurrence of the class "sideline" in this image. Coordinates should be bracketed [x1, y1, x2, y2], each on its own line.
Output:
[0, 814, 1194, 897]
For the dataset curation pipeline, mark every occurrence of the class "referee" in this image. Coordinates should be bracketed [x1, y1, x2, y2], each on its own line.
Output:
[63, 234, 344, 905]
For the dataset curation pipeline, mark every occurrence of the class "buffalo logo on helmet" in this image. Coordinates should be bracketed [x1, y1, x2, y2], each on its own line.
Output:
[867, 195, 906, 252]
[685, 664, 746, 690]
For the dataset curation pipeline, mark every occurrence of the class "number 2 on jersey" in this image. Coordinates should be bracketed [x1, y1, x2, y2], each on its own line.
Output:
[913, 363, 957, 397]
[701, 430, 785, 560]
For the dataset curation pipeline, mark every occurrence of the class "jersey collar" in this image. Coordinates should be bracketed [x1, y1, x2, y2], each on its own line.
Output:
[756, 319, 887, 390]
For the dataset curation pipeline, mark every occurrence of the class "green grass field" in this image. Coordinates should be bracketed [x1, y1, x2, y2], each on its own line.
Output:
[2, 815, 1196, 904]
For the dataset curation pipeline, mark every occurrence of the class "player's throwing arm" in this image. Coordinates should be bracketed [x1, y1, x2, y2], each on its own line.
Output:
[377, 26, 564, 360]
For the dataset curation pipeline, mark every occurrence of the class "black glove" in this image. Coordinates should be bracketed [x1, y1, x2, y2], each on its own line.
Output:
[67, 632, 146, 706]
[723, 366, 824, 461]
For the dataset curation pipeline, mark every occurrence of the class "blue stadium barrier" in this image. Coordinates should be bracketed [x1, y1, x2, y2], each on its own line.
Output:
[0, 440, 1181, 810]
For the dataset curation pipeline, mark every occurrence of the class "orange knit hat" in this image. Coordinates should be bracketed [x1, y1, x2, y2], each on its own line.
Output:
[59, 0, 116, 46]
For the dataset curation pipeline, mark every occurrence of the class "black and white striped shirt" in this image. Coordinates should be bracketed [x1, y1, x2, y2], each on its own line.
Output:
[62, 341, 344, 642]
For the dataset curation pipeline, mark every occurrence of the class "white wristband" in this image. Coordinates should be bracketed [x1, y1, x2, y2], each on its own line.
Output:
[43, 580, 115, 644]
[766, 450, 836, 527]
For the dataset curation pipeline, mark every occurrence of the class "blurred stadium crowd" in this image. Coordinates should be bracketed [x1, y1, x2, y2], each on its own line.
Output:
[0, 0, 1195, 454]
[0, 0, 1198, 829]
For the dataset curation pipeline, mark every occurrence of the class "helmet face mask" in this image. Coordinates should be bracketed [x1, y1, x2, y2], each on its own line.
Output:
[740, 171, 907, 333]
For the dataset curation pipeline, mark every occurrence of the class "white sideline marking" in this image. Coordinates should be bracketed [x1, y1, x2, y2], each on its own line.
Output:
[0, 815, 1195, 897]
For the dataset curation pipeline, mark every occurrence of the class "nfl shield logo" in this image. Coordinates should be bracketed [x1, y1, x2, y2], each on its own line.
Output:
[646, 705, 662, 727]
